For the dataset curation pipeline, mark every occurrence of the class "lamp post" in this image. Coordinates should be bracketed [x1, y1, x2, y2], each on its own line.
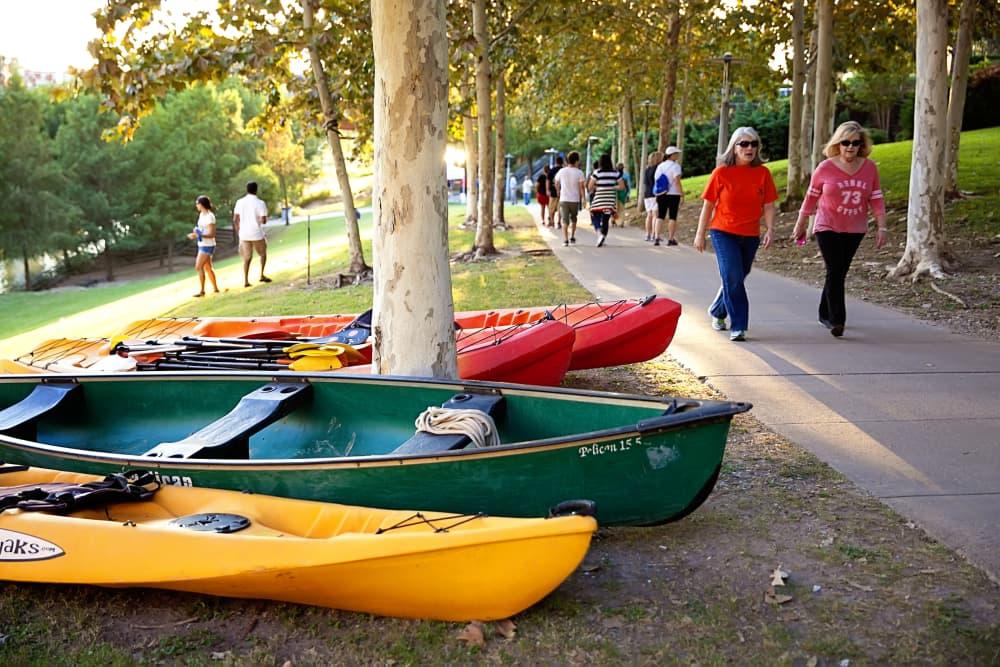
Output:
[637, 99, 655, 212]
[504, 153, 513, 203]
[716, 52, 734, 158]
[585, 136, 600, 179]
[544, 147, 557, 167]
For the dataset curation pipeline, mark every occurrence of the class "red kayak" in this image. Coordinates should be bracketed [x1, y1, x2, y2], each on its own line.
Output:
[453, 296, 681, 371]
[183, 295, 680, 372]
[13, 317, 576, 387]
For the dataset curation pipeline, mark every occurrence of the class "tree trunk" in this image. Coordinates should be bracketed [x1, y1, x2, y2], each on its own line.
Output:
[785, 0, 806, 208]
[811, 0, 834, 169]
[801, 29, 817, 175]
[656, 3, 682, 153]
[370, 0, 457, 379]
[890, 0, 956, 281]
[21, 248, 31, 292]
[103, 244, 114, 282]
[472, 0, 496, 254]
[493, 70, 507, 229]
[945, 0, 976, 198]
[303, 0, 370, 277]
[166, 240, 174, 274]
[676, 68, 688, 158]
[460, 77, 478, 227]
[620, 95, 633, 176]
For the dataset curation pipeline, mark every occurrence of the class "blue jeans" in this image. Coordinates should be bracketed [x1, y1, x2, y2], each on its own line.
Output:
[708, 229, 761, 332]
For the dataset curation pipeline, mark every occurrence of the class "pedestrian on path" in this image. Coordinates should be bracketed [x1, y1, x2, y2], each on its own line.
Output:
[791, 121, 888, 338]
[643, 150, 662, 242]
[615, 161, 631, 224]
[187, 195, 220, 297]
[554, 151, 586, 246]
[588, 153, 625, 247]
[233, 181, 272, 287]
[549, 155, 564, 228]
[508, 173, 518, 204]
[522, 174, 533, 205]
[652, 146, 685, 246]
[694, 127, 777, 342]
[537, 166, 552, 225]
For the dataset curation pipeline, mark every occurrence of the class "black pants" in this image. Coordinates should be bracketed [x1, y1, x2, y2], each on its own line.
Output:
[814, 231, 865, 326]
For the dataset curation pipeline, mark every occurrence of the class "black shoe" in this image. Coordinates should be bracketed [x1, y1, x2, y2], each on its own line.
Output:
[831, 324, 844, 338]
[667, 239, 678, 246]
[653, 238, 661, 246]
[260, 276, 272, 283]
[570, 237, 576, 244]
[563, 240, 570, 247]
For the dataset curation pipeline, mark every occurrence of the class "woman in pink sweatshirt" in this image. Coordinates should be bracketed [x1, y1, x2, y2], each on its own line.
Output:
[792, 121, 888, 337]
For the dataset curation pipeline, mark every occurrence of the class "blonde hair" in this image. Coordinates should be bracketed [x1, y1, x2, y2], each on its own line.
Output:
[824, 121, 873, 158]
[647, 150, 663, 166]
[718, 126, 765, 167]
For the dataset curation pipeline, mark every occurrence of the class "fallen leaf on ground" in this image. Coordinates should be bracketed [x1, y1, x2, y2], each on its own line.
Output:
[770, 566, 789, 587]
[210, 651, 231, 661]
[603, 616, 625, 629]
[580, 561, 602, 573]
[847, 580, 874, 592]
[457, 621, 486, 647]
[494, 619, 517, 639]
[764, 587, 793, 605]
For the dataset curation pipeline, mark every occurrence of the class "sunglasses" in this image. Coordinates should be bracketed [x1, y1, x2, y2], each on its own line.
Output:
[840, 139, 863, 147]
[736, 140, 759, 148]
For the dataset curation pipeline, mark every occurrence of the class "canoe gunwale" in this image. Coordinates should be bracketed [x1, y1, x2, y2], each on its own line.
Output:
[0, 371, 751, 471]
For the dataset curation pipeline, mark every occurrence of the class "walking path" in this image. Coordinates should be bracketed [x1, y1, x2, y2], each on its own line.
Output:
[533, 207, 1000, 582]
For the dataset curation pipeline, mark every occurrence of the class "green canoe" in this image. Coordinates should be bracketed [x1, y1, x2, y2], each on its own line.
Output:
[0, 373, 750, 526]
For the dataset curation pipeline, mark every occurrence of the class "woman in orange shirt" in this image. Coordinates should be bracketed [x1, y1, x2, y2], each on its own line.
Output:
[694, 127, 777, 342]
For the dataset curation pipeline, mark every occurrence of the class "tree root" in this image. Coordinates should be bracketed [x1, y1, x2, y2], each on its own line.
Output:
[331, 269, 373, 288]
[930, 281, 968, 308]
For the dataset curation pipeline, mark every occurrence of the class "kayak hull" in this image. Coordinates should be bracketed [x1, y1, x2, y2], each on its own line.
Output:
[0, 373, 749, 526]
[0, 467, 595, 620]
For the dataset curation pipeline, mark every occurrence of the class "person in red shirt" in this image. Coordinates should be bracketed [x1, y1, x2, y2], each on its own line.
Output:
[694, 127, 777, 342]
[792, 121, 888, 338]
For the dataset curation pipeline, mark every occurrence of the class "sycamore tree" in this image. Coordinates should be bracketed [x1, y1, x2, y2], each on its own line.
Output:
[262, 124, 313, 218]
[83, 0, 374, 281]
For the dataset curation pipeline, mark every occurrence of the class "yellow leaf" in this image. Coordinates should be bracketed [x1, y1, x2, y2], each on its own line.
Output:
[494, 619, 517, 639]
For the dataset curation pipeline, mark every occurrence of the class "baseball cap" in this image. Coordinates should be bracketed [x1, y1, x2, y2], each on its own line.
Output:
[665, 146, 682, 156]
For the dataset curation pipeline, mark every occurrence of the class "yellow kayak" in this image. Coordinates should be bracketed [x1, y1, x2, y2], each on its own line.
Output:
[0, 466, 596, 621]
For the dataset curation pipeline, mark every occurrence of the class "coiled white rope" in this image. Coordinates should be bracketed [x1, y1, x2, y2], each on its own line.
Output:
[413, 407, 500, 448]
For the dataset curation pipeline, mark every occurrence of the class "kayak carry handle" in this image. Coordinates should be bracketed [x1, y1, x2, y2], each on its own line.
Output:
[548, 499, 597, 518]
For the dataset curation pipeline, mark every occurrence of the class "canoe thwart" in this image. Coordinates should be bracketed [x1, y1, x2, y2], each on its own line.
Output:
[0, 382, 81, 441]
[144, 382, 313, 460]
[392, 392, 506, 456]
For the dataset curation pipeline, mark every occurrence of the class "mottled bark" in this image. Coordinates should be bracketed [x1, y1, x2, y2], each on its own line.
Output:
[811, 0, 834, 170]
[891, 0, 956, 281]
[620, 96, 633, 177]
[493, 71, 508, 229]
[303, 0, 370, 276]
[472, 0, 496, 254]
[945, 0, 976, 198]
[785, 0, 806, 207]
[370, 0, 458, 378]
[460, 77, 478, 227]
[657, 3, 681, 153]
[801, 28, 817, 174]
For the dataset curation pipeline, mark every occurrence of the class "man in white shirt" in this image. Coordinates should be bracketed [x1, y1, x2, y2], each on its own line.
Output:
[232, 181, 271, 287]
[554, 151, 586, 247]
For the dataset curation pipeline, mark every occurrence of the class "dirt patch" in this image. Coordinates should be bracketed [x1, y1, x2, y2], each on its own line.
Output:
[622, 200, 1000, 340]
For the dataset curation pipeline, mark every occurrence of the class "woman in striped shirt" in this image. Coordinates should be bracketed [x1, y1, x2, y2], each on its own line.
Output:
[587, 153, 625, 247]
[792, 121, 887, 338]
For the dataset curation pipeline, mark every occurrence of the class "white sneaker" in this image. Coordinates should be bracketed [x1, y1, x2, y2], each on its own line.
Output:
[711, 316, 727, 331]
[597, 234, 606, 247]
[730, 330, 746, 342]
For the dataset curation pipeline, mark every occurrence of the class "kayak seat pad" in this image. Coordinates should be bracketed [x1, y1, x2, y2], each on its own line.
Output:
[143, 382, 313, 460]
[0, 382, 82, 442]
[392, 392, 505, 456]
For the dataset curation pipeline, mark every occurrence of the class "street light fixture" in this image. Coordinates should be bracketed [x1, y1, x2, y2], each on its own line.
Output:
[637, 99, 656, 211]
[585, 135, 600, 179]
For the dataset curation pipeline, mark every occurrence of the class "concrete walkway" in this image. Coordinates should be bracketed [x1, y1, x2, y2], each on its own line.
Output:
[533, 208, 1000, 582]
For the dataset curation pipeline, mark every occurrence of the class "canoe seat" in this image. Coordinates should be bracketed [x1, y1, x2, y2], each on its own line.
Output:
[0, 383, 81, 441]
[144, 382, 313, 460]
[392, 392, 506, 456]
